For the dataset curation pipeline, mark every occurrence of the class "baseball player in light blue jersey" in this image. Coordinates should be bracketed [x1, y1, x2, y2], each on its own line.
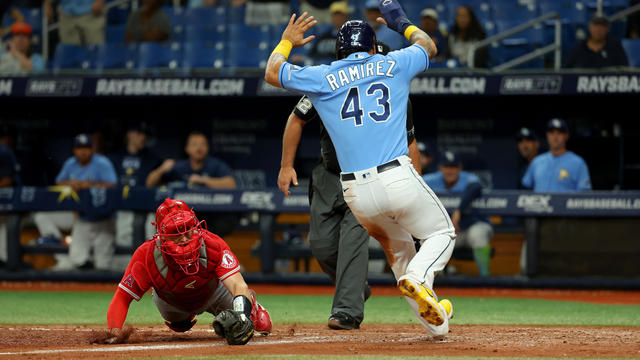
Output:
[265, 0, 455, 340]
[522, 118, 592, 192]
[423, 151, 493, 277]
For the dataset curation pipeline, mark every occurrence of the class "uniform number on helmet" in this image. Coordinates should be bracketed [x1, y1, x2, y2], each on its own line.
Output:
[340, 82, 391, 127]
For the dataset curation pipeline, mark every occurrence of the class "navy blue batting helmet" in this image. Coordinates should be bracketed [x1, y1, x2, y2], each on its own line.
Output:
[335, 20, 376, 59]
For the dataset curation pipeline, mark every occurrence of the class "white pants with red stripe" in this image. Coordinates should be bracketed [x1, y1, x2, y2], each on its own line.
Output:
[340, 155, 456, 336]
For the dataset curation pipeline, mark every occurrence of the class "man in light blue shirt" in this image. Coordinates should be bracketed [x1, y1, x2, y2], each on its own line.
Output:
[264, 2, 455, 340]
[423, 151, 492, 276]
[33, 134, 117, 270]
[522, 118, 591, 192]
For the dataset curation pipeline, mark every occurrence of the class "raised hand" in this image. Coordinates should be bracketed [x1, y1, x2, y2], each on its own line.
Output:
[282, 12, 317, 48]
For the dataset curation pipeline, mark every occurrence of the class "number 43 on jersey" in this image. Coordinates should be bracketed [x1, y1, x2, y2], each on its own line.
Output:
[341, 82, 391, 126]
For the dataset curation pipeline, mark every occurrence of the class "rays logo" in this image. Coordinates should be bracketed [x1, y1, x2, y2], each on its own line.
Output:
[517, 195, 553, 213]
[382, 0, 392, 5]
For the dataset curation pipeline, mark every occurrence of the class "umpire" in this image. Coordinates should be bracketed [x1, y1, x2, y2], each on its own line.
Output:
[277, 42, 422, 330]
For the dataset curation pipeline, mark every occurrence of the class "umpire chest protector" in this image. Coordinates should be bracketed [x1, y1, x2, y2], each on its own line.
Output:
[146, 235, 221, 312]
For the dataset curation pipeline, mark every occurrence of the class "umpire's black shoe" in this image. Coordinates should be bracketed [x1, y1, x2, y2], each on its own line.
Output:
[328, 312, 360, 330]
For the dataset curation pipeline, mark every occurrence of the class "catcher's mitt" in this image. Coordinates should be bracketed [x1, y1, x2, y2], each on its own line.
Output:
[212, 309, 254, 345]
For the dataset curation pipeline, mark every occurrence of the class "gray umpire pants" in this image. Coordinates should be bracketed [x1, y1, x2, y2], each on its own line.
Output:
[152, 281, 233, 323]
[308, 164, 370, 324]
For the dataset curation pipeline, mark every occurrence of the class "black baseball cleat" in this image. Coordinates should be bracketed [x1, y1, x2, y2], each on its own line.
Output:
[328, 312, 360, 330]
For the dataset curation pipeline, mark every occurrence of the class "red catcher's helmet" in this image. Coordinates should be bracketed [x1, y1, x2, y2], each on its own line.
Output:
[154, 198, 192, 231]
[156, 210, 204, 275]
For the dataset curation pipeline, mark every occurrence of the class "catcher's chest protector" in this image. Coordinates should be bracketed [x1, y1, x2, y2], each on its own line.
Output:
[147, 239, 220, 312]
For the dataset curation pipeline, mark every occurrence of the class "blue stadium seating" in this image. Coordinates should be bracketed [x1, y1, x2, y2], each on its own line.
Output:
[93, 43, 138, 72]
[537, 0, 589, 25]
[492, 1, 538, 22]
[226, 42, 269, 68]
[227, 6, 246, 25]
[106, 3, 131, 25]
[227, 24, 271, 44]
[163, 6, 186, 27]
[105, 25, 126, 43]
[489, 41, 544, 69]
[622, 39, 640, 67]
[183, 41, 225, 70]
[495, 19, 545, 45]
[185, 24, 225, 42]
[51, 44, 93, 71]
[184, 6, 227, 25]
[137, 42, 182, 72]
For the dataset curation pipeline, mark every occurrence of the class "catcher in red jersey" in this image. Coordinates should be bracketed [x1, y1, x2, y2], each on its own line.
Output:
[105, 198, 272, 345]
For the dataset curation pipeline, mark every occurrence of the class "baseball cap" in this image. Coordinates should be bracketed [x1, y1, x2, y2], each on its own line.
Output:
[417, 141, 431, 155]
[516, 127, 537, 141]
[126, 121, 149, 134]
[73, 133, 93, 148]
[329, 1, 348, 14]
[420, 8, 439, 21]
[11, 22, 32, 36]
[441, 150, 460, 166]
[590, 14, 610, 26]
[546, 118, 569, 133]
[365, 0, 378, 10]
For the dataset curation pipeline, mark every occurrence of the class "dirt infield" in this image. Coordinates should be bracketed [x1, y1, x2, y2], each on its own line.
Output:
[1, 324, 639, 359]
[1, 282, 639, 359]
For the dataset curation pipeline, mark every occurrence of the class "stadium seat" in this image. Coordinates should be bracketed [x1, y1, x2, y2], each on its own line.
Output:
[163, 6, 185, 27]
[183, 41, 225, 71]
[105, 25, 126, 43]
[227, 24, 271, 44]
[51, 44, 93, 71]
[227, 5, 246, 25]
[495, 20, 545, 45]
[185, 24, 225, 42]
[622, 39, 640, 67]
[489, 42, 544, 69]
[491, 1, 538, 22]
[537, 0, 588, 25]
[93, 43, 138, 71]
[226, 42, 269, 68]
[184, 6, 227, 25]
[137, 42, 182, 72]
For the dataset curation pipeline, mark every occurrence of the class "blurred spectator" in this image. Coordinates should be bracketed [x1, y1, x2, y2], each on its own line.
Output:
[420, 8, 447, 62]
[0, 125, 21, 268]
[516, 127, 540, 189]
[522, 119, 592, 192]
[627, 0, 640, 38]
[146, 131, 236, 189]
[299, 0, 332, 25]
[45, 0, 106, 45]
[417, 141, 434, 174]
[423, 151, 493, 276]
[0, 22, 45, 76]
[32, 134, 117, 270]
[108, 123, 160, 249]
[564, 14, 629, 68]
[125, 0, 171, 43]
[0, 5, 24, 38]
[444, 5, 488, 68]
[364, 0, 408, 50]
[232, 0, 291, 26]
[188, 0, 218, 7]
[304, 1, 349, 64]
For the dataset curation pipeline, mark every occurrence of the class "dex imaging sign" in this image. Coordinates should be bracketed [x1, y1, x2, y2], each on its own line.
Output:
[517, 195, 553, 213]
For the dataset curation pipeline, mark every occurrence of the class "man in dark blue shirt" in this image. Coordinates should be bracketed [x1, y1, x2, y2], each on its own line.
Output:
[423, 151, 493, 276]
[564, 14, 629, 68]
[147, 131, 235, 190]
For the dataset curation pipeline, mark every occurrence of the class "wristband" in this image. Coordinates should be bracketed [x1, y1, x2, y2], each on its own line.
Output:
[272, 39, 293, 58]
[233, 295, 253, 318]
[404, 25, 420, 41]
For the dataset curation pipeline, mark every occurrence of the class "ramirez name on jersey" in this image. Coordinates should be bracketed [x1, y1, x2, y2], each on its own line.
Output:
[326, 60, 396, 91]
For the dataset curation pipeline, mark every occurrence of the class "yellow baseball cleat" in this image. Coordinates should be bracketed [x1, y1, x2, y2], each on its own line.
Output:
[398, 279, 445, 326]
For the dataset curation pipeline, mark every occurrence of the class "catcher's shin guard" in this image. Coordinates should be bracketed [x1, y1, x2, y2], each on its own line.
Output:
[165, 314, 197, 332]
[249, 289, 272, 334]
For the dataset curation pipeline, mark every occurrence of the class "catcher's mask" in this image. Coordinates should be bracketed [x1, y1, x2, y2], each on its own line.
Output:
[153, 198, 192, 231]
[156, 210, 205, 275]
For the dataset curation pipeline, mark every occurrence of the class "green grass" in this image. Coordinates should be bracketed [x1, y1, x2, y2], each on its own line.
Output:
[0, 291, 639, 327]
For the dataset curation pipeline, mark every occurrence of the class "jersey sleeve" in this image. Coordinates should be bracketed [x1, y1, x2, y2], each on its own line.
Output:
[213, 239, 242, 281]
[293, 95, 319, 122]
[117, 247, 152, 301]
[279, 62, 328, 94]
[388, 43, 430, 78]
[521, 160, 535, 189]
[576, 158, 592, 191]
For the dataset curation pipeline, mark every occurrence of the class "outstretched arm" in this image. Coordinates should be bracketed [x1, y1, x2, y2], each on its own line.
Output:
[264, 12, 317, 88]
[278, 112, 307, 196]
[376, 0, 437, 58]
